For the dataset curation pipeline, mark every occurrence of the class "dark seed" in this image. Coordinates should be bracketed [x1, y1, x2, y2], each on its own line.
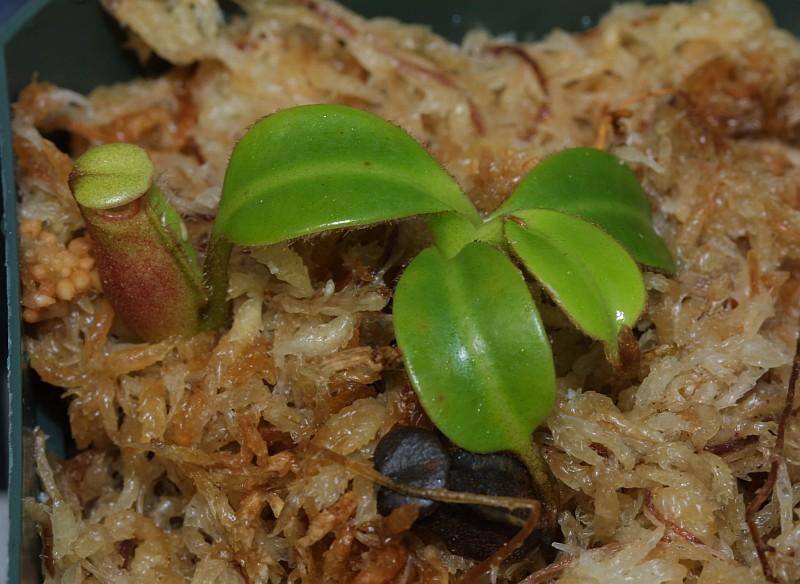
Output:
[449, 449, 535, 521]
[374, 426, 450, 518]
[421, 449, 556, 561]
[373, 427, 557, 562]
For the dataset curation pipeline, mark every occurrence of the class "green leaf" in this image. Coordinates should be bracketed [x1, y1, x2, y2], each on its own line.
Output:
[214, 104, 478, 245]
[493, 148, 675, 272]
[393, 242, 555, 455]
[505, 210, 645, 362]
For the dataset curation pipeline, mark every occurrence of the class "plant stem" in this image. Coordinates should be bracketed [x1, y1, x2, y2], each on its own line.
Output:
[201, 231, 234, 331]
[476, 216, 505, 246]
[515, 439, 559, 528]
[425, 213, 479, 258]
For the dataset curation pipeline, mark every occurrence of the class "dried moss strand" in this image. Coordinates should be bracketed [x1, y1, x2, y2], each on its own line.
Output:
[746, 330, 800, 583]
[518, 544, 625, 584]
[519, 554, 577, 584]
[644, 490, 705, 546]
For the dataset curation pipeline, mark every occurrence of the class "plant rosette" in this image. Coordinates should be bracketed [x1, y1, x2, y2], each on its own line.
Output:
[68, 104, 674, 527]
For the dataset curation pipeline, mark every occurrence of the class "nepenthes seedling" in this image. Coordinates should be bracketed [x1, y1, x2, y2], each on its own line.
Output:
[68, 104, 674, 543]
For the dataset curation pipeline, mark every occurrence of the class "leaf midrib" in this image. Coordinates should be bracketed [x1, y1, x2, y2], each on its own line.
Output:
[443, 247, 530, 453]
[219, 161, 469, 229]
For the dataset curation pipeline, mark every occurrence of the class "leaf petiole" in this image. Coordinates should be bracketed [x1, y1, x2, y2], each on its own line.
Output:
[200, 231, 234, 331]
[512, 440, 560, 528]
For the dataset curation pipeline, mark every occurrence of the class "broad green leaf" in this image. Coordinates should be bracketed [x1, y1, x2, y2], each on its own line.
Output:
[214, 104, 479, 245]
[493, 148, 675, 272]
[505, 210, 645, 362]
[393, 242, 555, 455]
